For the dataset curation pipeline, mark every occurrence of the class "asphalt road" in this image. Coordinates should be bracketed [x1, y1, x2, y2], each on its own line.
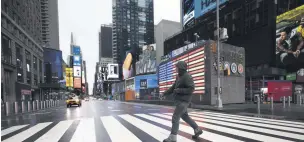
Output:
[1, 100, 304, 142]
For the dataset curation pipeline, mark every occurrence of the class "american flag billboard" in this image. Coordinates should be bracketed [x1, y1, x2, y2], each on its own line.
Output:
[158, 46, 205, 94]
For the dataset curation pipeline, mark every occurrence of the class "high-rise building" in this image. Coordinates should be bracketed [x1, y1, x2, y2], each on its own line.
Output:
[40, 0, 60, 50]
[2, 0, 44, 102]
[155, 20, 181, 65]
[112, 0, 155, 77]
[99, 24, 113, 58]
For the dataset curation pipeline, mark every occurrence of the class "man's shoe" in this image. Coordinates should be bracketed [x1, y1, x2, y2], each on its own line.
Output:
[163, 134, 177, 142]
[192, 128, 203, 139]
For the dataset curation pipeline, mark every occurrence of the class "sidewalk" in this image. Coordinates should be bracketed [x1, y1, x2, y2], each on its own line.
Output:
[1, 100, 66, 119]
[125, 100, 304, 122]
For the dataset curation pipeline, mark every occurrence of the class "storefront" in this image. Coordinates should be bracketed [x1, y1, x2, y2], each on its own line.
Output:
[135, 74, 158, 100]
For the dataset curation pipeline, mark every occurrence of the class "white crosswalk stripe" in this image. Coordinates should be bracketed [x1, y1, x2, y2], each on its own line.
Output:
[1, 111, 304, 142]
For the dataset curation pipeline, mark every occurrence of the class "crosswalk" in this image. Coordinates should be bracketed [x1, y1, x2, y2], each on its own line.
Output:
[2, 111, 304, 142]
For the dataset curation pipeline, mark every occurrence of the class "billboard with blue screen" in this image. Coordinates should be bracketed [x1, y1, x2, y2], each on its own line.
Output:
[72, 45, 81, 55]
[183, 0, 195, 29]
[194, 0, 228, 18]
[43, 48, 63, 81]
[73, 55, 81, 66]
[135, 74, 158, 90]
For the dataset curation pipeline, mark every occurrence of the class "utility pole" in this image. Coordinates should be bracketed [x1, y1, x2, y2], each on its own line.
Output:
[216, 0, 223, 108]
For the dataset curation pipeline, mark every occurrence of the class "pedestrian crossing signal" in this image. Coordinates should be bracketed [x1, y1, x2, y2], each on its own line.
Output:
[211, 43, 217, 53]
[224, 69, 230, 76]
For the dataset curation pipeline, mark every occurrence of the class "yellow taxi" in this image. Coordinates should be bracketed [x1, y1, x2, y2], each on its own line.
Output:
[66, 96, 82, 107]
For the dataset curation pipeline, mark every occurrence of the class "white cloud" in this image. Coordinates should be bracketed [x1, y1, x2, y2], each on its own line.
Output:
[59, 0, 180, 94]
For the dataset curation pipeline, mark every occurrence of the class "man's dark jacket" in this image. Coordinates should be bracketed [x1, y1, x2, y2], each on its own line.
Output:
[163, 61, 195, 103]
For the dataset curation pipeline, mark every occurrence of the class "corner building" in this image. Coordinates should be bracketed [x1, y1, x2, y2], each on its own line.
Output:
[1, 0, 44, 102]
[112, 0, 155, 79]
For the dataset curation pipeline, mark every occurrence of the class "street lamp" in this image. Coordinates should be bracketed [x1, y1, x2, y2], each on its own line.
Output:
[216, 0, 223, 108]
[194, 33, 200, 46]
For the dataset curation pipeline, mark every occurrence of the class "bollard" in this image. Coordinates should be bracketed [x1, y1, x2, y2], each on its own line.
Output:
[15, 102, 18, 114]
[300, 95, 302, 106]
[32, 101, 35, 111]
[22, 101, 25, 113]
[270, 96, 273, 110]
[36, 100, 39, 110]
[6, 102, 10, 116]
[43, 101, 46, 109]
[256, 95, 260, 114]
[283, 96, 286, 108]
[288, 96, 291, 107]
[28, 101, 31, 112]
[41, 101, 43, 109]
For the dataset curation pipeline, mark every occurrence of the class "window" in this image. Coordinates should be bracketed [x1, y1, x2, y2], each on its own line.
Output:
[16, 44, 23, 69]
[2, 34, 12, 64]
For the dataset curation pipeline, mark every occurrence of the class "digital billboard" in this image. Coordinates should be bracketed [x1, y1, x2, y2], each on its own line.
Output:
[43, 48, 63, 81]
[123, 50, 135, 80]
[73, 66, 81, 77]
[194, 0, 228, 18]
[136, 44, 157, 75]
[183, 0, 195, 29]
[107, 64, 119, 79]
[74, 78, 81, 89]
[275, 5, 304, 72]
[82, 71, 85, 84]
[65, 68, 73, 87]
[73, 55, 81, 66]
[159, 47, 205, 94]
[72, 45, 81, 55]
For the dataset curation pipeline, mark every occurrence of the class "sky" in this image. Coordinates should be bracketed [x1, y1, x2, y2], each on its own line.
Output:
[58, 0, 180, 94]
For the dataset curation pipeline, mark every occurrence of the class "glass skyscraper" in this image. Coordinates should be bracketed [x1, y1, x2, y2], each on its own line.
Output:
[112, 0, 154, 79]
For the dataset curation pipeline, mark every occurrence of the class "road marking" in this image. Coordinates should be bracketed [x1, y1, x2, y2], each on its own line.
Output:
[159, 113, 297, 142]
[1, 124, 29, 136]
[108, 107, 112, 109]
[35, 120, 74, 142]
[70, 118, 96, 142]
[137, 114, 243, 142]
[195, 111, 304, 126]
[189, 112, 304, 133]
[101, 116, 141, 142]
[111, 110, 121, 111]
[119, 114, 193, 142]
[2, 122, 52, 142]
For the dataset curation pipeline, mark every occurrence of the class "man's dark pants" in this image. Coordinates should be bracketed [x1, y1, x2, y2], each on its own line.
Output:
[171, 100, 199, 135]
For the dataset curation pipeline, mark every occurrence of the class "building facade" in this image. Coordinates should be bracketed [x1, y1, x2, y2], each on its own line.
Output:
[99, 24, 113, 59]
[155, 19, 181, 65]
[99, 57, 113, 68]
[112, 0, 155, 78]
[1, 0, 44, 102]
[40, 0, 60, 49]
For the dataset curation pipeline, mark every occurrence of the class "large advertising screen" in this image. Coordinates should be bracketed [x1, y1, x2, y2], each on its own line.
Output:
[65, 68, 73, 87]
[159, 46, 205, 94]
[107, 64, 119, 79]
[183, 0, 195, 29]
[275, 5, 304, 72]
[135, 74, 158, 100]
[43, 48, 63, 81]
[74, 78, 81, 88]
[72, 45, 81, 55]
[73, 66, 81, 77]
[82, 71, 85, 84]
[194, 0, 228, 19]
[73, 55, 81, 66]
[136, 44, 157, 75]
[123, 50, 135, 80]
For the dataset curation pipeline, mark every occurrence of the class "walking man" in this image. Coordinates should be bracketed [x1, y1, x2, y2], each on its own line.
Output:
[162, 61, 203, 142]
